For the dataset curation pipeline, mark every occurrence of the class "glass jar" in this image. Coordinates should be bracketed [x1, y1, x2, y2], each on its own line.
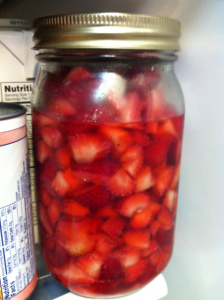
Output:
[32, 13, 184, 298]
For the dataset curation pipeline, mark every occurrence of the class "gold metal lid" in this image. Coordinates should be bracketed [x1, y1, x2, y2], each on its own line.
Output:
[33, 12, 181, 51]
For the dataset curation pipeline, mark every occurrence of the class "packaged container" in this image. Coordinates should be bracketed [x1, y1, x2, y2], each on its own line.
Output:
[0, 19, 39, 242]
[0, 103, 38, 300]
[32, 13, 185, 298]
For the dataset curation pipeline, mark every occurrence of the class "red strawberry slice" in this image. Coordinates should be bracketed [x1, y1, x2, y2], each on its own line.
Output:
[39, 203, 53, 235]
[120, 144, 144, 178]
[135, 165, 155, 193]
[62, 199, 90, 217]
[39, 159, 57, 183]
[124, 229, 151, 249]
[130, 203, 161, 229]
[40, 127, 64, 149]
[114, 246, 141, 268]
[38, 185, 52, 207]
[96, 205, 118, 218]
[99, 125, 133, 157]
[145, 134, 174, 168]
[101, 216, 127, 239]
[65, 66, 94, 82]
[145, 120, 159, 134]
[117, 193, 151, 218]
[74, 185, 113, 210]
[157, 206, 174, 230]
[36, 111, 59, 128]
[48, 198, 61, 227]
[119, 92, 143, 123]
[124, 259, 148, 283]
[76, 252, 103, 279]
[36, 140, 52, 164]
[54, 145, 72, 170]
[170, 163, 180, 190]
[163, 190, 178, 215]
[56, 260, 96, 285]
[100, 254, 125, 281]
[142, 239, 159, 257]
[152, 166, 174, 197]
[69, 133, 111, 163]
[48, 97, 76, 116]
[158, 119, 178, 138]
[105, 168, 135, 197]
[95, 233, 117, 254]
[51, 168, 86, 196]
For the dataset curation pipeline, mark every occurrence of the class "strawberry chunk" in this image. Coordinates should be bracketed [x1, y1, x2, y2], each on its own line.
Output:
[40, 159, 57, 182]
[135, 165, 155, 193]
[105, 168, 135, 197]
[39, 203, 53, 235]
[36, 111, 59, 128]
[152, 166, 174, 197]
[48, 198, 61, 227]
[132, 130, 150, 147]
[163, 190, 178, 215]
[62, 199, 90, 217]
[40, 127, 64, 149]
[124, 229, 151, 249]
[51, 168, 85, 196]
[95, 233, 117, 254]
[124, 259, 148, 283]
[130, 203, 161, 229]
[100, 254, 125, 281]
[101, 216, 127, 239]
[48, 98, 76, 116]
[119, 92, 143, 123]
[69, 133, 111, 163]
[74, 185, 113, 210]
[157, 206, 174, 230]
[65, 66, 94, 82]
[42, 242, 70, 267]
[145, 134, 174, 168]
[54, 145, 72, 170]
[36, 140, 52, 164]
[120, 144, 144, 178]
[76, 252, 103, 279]
[117, 193, 151, 218]
[99, 125, 133, 157]
[114, 246, 141, 268]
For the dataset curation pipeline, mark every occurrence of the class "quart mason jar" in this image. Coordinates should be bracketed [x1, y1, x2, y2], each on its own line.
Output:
[32, 13, 184, 298]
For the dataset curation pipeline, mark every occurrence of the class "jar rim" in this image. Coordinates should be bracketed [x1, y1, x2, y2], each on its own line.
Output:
[33, 12, 181, 51]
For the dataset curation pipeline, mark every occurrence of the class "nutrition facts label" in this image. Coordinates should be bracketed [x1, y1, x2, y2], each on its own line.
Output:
[0, 81, 39, 243]
[0, 137, 36, 300]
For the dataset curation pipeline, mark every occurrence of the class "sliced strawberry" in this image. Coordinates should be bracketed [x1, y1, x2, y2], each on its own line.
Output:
[170, 164, 180, 190]
[157, 206, 174, 230]
[96, 205, 118, 218]
[145, 120, 159, 134]
[163, 190, 178, 215]
[119, 92, 143, 123]
[65, 66, 94, 82]
[54, 145, 72, 170]
[51, 168, 86, 196]
[56, 260, 95, 285]
[48, 97, 76, 116]
[36, 111, 59, 128]
[150, 220, 160, 237]
[105, 168, 135, 197]
[142, 239, 159, 257]
[69, 133, 111, 163]
[124, 259, 148, 283]
[117, 193, 151, 218]
[120, 144, 143, 178]
[48, 198, 61, 227]
[152, 166, 174, 197]
[158, 119, 178, 138]
[99, 125, 133, 157]
[39, 203, 53, 235]
[74, 185, 113, 210]
[95, 233, 117, 254]
[99, 254, 125, 281]
[101, 216, 127, 239]
[129, 203, 160, 229]
[39, 159, 57, 183]
[38, 184, 52, 207]
[168, 138, 183, 166]
[124, 229, 151, 249]
[62, 199, 90, 217]
[135, 165, 155, 193]
[145, 134, 174, 168]
[76, 252, 103, 279]
[132, 130, 150, 147]
[36, 140, 52, 164]
[114, 246, 141, 268]
[40, 127, 64, 149]
[172, 114, 184, 138]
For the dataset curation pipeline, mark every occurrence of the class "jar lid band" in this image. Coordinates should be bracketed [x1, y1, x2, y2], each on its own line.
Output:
[33, 13, 181, 51]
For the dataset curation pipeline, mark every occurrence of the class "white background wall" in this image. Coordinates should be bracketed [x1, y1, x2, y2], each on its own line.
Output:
[1, 0, 223, 299]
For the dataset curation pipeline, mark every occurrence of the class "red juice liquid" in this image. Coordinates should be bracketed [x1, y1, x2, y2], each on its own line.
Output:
[32, 106, 184, 297]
